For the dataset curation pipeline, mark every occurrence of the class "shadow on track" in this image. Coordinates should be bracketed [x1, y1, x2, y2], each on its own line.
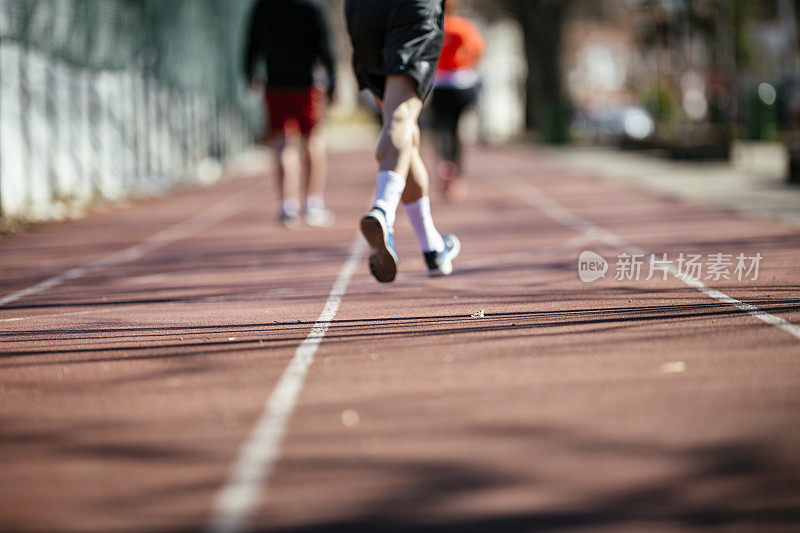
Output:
[3, 298, 799, 367]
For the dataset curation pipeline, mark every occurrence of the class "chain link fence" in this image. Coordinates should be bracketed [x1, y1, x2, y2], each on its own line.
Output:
[0, 0, 256, 221]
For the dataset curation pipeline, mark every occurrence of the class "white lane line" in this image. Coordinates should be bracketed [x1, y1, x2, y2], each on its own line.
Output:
[206, 236, 366, 533]
[495, 163, 800, 342]
[668, 266, 800, 340]
[0, 188, 254, 309]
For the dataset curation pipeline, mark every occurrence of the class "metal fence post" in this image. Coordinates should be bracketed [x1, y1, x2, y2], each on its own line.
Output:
[19, 43, 31, 216]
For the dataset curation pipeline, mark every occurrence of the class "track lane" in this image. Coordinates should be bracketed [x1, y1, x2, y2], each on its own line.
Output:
[0, 154, 374, 532]
[252, 147, 800, 532]
[1, 146, 799, 532]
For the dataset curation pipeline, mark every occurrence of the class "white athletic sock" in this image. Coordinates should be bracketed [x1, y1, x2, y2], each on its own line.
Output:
[373, 170, 406, 228]
[281, 198, 300, 216]
[306, 194, 325, 211]
[402, 197, 445, 253]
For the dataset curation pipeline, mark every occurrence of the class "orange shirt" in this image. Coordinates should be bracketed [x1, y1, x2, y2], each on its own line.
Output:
[437, 15, 485, 73]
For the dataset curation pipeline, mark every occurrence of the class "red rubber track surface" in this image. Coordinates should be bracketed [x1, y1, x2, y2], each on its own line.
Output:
[1, 146, 799, 532]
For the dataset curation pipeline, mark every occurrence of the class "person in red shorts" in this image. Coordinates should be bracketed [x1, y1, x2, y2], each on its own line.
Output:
[244, 0, 336, 228]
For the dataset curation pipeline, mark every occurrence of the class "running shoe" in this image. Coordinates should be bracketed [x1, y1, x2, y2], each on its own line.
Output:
[443, 178, 468, 202]
[280, 210, 301, 229]
[424, 233, 461, 277]
[437, 161, 468, 202]
[360, 207, 398, 283]
[304, 207, 335, 228]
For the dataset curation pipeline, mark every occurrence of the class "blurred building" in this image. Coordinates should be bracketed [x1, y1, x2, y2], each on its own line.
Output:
[564, 0, 799, 144]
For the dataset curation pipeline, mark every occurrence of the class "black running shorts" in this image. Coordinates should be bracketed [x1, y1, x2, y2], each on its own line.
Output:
[345, 0, 445, 101]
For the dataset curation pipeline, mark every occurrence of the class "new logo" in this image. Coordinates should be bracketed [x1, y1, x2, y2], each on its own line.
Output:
[578, 251, 608, 283]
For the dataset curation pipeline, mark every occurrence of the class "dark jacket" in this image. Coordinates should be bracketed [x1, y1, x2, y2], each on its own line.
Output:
[244, 0, 336, 97]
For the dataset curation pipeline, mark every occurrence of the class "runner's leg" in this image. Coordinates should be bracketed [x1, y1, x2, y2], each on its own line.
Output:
[372, 75, 425, 228]
[304, 126, 327, 206]
[275, 134, 301, 219]
[301, 124, 335, 227]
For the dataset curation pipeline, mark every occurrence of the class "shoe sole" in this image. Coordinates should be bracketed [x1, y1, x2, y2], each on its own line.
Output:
[428, 235, 461, 277]
[281, 216, 301, 229]
[305, 215, 335, 228]
[360, 214, 398, 283]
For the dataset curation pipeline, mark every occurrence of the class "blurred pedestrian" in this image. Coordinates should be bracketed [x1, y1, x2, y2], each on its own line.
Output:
[244, 0, 337, 228]
[430, 0, 485, 202]
[345, 0, 461, 283]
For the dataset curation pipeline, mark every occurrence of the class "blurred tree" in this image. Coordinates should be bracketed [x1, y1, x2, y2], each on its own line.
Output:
[506, 0, 573, 144]
[732, 0, 756, 68]
[789, 0, 800, 182]
[643, 85, 676, 123]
